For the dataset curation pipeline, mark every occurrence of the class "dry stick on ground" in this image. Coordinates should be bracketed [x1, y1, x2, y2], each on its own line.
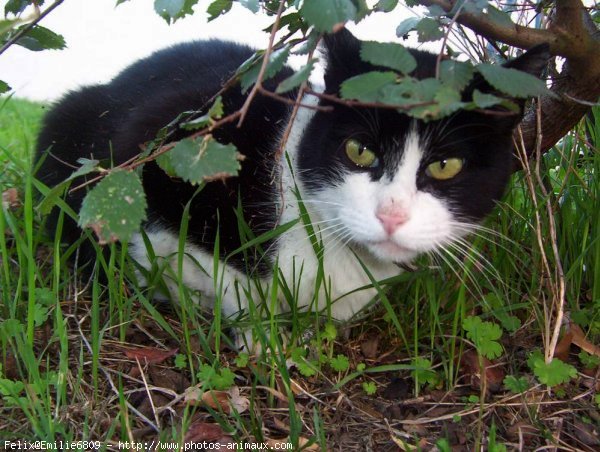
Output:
[515, 112, 563, 364]
[416, 0, 600, 164]
[533, 101, 567, 364]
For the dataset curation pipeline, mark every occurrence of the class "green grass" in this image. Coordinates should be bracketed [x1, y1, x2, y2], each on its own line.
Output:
[0, 95, 599, 449]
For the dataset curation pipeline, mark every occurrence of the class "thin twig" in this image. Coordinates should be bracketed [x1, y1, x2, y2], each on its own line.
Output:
[236, 0, 287, 127]
[533, 100, 566, 362]
[257, 85, 331, 111]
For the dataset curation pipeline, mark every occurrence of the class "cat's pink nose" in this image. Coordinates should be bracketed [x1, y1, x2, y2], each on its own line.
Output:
[376, 209, 410, 235]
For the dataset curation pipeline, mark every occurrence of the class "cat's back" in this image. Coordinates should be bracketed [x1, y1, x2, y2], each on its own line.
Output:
[35, 39, 264, 189]
[109, 40, 255, 102]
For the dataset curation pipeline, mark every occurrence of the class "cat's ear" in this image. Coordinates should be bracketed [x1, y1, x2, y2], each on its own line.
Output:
[466, 44, 550, 117]
[502, 43, 551, 77]
[321, 28, 364, 93]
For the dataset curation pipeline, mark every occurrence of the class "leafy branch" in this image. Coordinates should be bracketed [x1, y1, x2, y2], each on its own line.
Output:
[415, 0, 600, 163]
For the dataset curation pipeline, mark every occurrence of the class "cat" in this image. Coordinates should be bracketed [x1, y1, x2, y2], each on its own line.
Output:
[35, 28, 549, 341]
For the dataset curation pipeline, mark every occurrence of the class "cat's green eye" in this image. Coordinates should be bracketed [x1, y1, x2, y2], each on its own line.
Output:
[426, 158, 464, 180]
[345, 139, 378, 168]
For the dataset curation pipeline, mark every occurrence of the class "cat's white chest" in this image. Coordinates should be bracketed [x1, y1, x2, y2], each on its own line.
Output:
[274, 99, 400, 320]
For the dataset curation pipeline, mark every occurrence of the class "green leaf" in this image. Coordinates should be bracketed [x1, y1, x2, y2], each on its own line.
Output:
[486, 6, 514, 28]
[235, 352, 250, 368]
[405, 83, 464, 120]
[276, 59, 316, 93]
[1, 19, 20, 37]
[322, 322, 337, 341]
[15, 25, 66, 51]
[356, 363, 366, 372]
[156, 151, 179, 178]
[353, 0, 371, 22]
[395, 17, 419, 37]
[462, 316, 503, 359]
[329, 354, 350, 372]
[33, 304, 49, 327]
[0, 378, 24, 397]
[340, 71, 397, 102]
[436, 438, 452, 452]
[154, 0, 185, 21]
[34, 287, 55, 306]
[415, 18, 444, 42]
[239, 0, 259, 13]
[206, 0, 232, 21]
[360, 41, 417, 74]
[301, 0, 357, 32]
[531, 357, 577, 387]
[71, 158, 100, 180]
[181, 96, 224, 130]
[212, 367, 235, 390]
[374, 0, 398, 12]
[0, 80, 11, 94]
[503, 375, 529, 394]
[579, 351, 600, 369]
[197, 364, 235, 390]
[454, 0, 487, 15]
[439, 60, 474, 91]
[426, 5, 446, 17]
[362, 381, 377, 395]
[477, 63, 550, 98]
[168, 136, 241, 185]
[154, 0, 198, 23]
[174, 354, 187, 369]
[291, 347, 318, 377]
[411, 357, 439, 387]
[380, 77, 440, 106]
[240, 46, 290, 93]
[78, 170, 147, 244]
[4, 0, 30, 16]
[472, 89, 504, 108]
[434, 85, 464, 115]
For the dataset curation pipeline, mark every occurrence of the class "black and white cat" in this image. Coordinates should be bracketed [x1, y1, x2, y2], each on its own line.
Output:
[36, 29, 548, 328]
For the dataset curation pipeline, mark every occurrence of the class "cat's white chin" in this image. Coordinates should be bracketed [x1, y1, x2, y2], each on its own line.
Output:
[367, 239, 419, 263]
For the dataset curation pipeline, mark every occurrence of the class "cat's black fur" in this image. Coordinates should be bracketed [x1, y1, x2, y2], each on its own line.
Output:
[36, 40, 295, 275]
[35, 29, 549, 280]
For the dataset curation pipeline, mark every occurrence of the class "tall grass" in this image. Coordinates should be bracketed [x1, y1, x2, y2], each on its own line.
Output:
[0, 96, 598, 448]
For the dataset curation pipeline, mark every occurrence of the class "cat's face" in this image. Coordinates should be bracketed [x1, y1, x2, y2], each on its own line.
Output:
[297, 30, 548, 264]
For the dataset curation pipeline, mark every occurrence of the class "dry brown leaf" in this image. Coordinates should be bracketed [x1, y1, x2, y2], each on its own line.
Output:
[185, 386, 249, 415]
[360, 336, 379, 359]
[148, 365, 191, 393]
[506, 421, 539, 446]
[553, 329, 573, 361]
[184, 422, 229, 443]
[459, 349, 505, 393]
[572, 418, 600, 446]
[570, 322, 600, 358]
[228, 386, 250, 414]
[123, 346, 178, 365]
[258, 385, 290, 407]
[201, 390, 231, 413]
[2, 188, 20, 209]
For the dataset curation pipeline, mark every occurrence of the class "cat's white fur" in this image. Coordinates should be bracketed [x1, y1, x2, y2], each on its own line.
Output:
[129, 93, 457, 323]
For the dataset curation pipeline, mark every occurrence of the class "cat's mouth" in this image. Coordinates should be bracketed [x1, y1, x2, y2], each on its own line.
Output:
[368, 239, 417, 261]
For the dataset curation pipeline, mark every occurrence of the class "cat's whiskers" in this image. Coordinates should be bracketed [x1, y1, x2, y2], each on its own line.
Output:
[443, 235, 511, 296]
[448, 220, 527, 265]
[430, 242, 490, 302]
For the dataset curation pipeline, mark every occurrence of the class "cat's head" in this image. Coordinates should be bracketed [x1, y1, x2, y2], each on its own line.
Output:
[297, 29, 549, 264]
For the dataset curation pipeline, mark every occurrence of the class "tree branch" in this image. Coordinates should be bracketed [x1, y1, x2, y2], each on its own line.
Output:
[416, 0, 600, 167]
